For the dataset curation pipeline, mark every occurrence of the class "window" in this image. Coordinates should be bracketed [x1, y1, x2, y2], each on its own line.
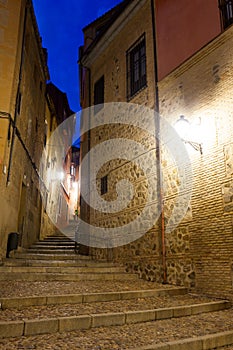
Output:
[94, 75, 104, 113]
[127, 34, 147, 100]
[101, 175, 108, 195]
[219, 0, 233, 29]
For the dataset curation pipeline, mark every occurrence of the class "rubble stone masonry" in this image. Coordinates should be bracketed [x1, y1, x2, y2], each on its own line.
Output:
[82, 0, 233, 300]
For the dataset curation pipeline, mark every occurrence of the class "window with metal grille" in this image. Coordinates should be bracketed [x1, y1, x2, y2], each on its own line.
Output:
[126, 34, 147, 100]
[101, 175, 108, 195]
[219, 0, 233, 29]
[94, 75, 104, 113]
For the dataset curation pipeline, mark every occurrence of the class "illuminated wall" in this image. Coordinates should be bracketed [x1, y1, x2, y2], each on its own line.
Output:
[159, 23, 233, 298]
[0, 0, 49, 257]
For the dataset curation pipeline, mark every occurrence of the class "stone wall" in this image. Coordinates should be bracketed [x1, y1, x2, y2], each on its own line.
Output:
[159, 24, 233, 299]
[81, 0, 233, 300]
[0, 0, 49, 258]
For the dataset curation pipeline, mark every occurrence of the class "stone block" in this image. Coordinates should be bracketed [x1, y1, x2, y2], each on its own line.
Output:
[120, 291, 144, 300]
[24, 318, 59, 336]
[1, 296, 46, 309]
[135, 344, 169, 350]
[155, 308, 173, 320]
[169, 338, 202, 350]
[91, 312, 125, 327]
[83, 292, 120, 303]
[47, 294, 83, 305]
[125, 310, 156, 324]
[59, 315, 91, 332]
[202, 330, 233, 349]
[173, 305, 192, 317]
[0, 321, 24, 338]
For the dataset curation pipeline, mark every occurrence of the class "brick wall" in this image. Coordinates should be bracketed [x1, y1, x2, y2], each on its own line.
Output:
[159, 24, 233, 299]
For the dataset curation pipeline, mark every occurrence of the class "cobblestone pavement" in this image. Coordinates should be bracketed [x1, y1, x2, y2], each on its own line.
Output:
[0, 309, 233, 349]
[0, 280, 233, 349]
[0, 294, 215, 321]
[0, 280, 175, 298]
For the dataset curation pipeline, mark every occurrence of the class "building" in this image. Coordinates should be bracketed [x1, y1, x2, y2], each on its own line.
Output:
[0, 0, 49, 257]
[42, 83, 77, 237]
[79, 0, 233, 300]
[0, 0, 77, 259]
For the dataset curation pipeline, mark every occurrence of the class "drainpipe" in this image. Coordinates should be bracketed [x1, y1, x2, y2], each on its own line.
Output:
[150, 0, 167, 284]
[6, 0, 30, 186]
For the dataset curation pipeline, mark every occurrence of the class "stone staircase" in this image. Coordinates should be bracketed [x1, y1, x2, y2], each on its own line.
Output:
[0, 233, 136, 282]
[0, 233, 233, 349]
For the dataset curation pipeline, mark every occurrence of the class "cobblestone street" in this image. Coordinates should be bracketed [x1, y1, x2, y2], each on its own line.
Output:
[0, 278, 233, 349]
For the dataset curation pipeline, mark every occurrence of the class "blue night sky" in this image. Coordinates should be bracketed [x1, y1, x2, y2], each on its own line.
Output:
[33, 0, 122, 113]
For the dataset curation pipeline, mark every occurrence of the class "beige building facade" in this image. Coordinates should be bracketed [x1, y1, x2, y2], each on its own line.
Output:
[79, 0, 233, 300]
[0, 0, 49, 258]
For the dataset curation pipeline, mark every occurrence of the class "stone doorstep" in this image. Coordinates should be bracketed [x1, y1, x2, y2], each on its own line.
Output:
[0, 301, 230, 338]
[0, 288, 188, 309]
[132, 330, 233, 350]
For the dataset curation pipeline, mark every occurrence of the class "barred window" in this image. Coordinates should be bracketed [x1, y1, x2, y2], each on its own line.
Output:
[126, 34, 147, 100]
[101, 175, 108, 195]
[219, 0, 233, 29]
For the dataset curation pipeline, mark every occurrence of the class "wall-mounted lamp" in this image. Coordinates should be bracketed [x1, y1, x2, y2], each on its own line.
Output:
[175, 115, 203, 155]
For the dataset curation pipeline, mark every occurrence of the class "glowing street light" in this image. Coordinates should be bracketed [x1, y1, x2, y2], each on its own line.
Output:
[175, 115, 203, 155]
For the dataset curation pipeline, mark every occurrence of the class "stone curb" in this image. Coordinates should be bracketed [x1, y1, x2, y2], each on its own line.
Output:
[132, 330, 233, 349]
[0, 300, 230, 338]
[0, 287, 187, 309]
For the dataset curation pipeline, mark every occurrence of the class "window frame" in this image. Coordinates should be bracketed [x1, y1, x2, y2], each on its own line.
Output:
[219, 0, 233, 30]
[126, 33, 147, 100]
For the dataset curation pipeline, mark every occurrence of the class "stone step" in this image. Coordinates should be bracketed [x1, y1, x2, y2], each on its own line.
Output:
[0, 266, 125, 274]
[40, 237, 75, 242]
[26, 249, 76, 254]
[11, 253, 88, 260]
[3, 258, 116, 267]
[0, 271, 138, 282]
[0, 300, 230, 338]
[25, 249, 76, 254]
[34, 242, 75, 246]
[29, 246, 75, 250]
[132, 331, 233, 350]
[0, 287, 188, 309]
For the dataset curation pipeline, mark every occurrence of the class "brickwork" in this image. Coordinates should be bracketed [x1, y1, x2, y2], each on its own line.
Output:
[159, 24, 233, 299]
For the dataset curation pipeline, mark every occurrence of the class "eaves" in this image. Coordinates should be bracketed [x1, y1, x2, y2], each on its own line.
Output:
[80, 0, 148, 67]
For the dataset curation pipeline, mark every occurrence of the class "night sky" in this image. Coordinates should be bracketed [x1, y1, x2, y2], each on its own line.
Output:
[33, 0, 122, 113]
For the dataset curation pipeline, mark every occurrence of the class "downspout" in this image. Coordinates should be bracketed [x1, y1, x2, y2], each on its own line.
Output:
[6, 0, 29, 186]
[150, 0, 167, 284]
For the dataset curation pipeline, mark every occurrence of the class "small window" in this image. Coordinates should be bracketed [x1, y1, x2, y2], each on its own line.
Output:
[94, 75, 104, 113]
[101, 175, 108, 195]
[126, 34, 147, 100]
[219, 0, 233, 29]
